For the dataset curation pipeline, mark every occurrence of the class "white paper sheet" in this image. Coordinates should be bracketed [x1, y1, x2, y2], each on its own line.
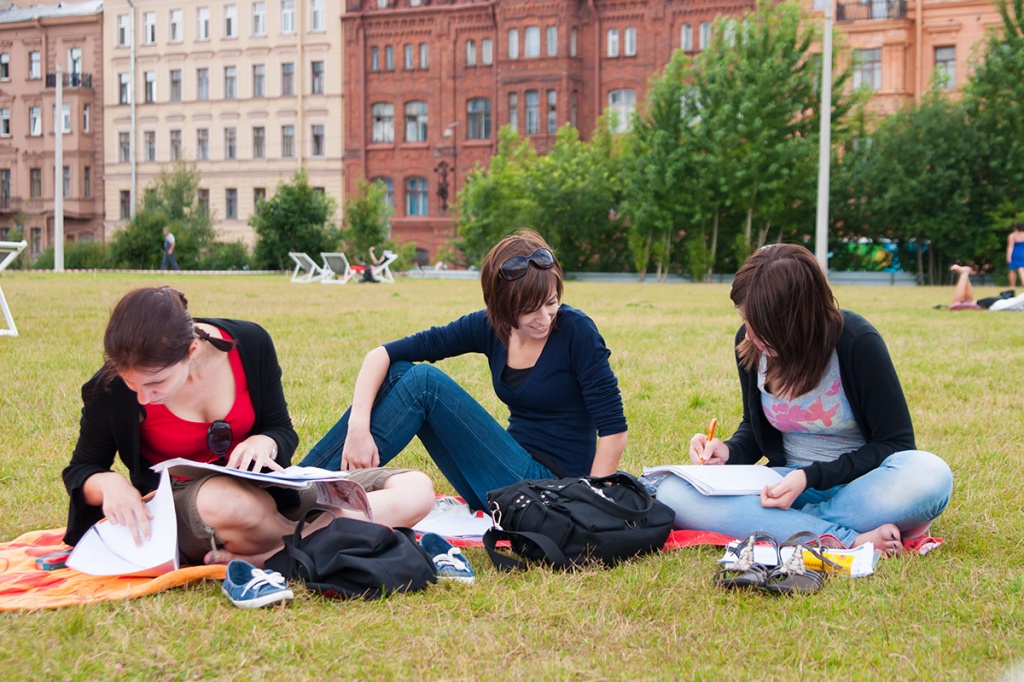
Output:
[152, 458, 355, 489]
[643, 464, 784, 495]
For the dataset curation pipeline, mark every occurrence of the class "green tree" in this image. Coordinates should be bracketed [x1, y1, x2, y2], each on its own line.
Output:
[251, 169, 339, 270]
[341, 178, 393, 260]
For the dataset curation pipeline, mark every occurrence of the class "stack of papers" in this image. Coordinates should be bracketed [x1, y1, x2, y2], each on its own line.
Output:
[642, 464, 783, 496]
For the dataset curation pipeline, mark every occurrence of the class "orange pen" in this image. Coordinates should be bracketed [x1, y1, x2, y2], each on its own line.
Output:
[701, 418, 718, 465]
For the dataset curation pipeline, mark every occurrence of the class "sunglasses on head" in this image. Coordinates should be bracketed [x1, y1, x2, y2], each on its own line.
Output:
[498, 248, 557, 281]
[208, 419, 233, 460]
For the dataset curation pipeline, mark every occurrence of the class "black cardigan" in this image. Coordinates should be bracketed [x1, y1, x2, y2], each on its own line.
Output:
[724, 310, 916, 491]
[62, 318, 298, 545]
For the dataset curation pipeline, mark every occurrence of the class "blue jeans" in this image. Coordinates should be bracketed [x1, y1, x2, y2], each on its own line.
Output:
[653, 450, 953, 547]
[299, 361, 554, 510]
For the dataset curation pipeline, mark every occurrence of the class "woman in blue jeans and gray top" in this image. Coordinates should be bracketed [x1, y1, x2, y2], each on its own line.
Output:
[301, 229, 628, 510]
[655, 244, 953, 554]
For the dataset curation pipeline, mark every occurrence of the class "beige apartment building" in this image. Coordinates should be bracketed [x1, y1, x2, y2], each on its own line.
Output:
[103, 0, 343, 244]
[0, 0, 104, 255]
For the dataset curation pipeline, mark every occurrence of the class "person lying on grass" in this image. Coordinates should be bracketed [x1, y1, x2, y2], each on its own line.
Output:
[300, 229, 628, 511]
[62, 286, 434, 567]
[654, 244, 953, 554]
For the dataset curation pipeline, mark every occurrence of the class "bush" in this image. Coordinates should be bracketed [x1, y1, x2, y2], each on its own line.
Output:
[30, 241, 112, 270]
[200, 241, 252, 270]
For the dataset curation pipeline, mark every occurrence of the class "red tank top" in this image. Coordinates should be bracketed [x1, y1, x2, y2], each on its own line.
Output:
[139, 329, 256, 467]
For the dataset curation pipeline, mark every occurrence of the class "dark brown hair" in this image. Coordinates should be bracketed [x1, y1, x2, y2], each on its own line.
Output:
[730, 244, 844, 399]
[102, 286, 234, 378]
[1013, 222, 1023, 232]
[479, 229, 564, 346]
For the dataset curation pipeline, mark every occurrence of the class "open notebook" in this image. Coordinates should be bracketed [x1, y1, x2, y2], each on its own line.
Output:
[643, 464, 783, 496]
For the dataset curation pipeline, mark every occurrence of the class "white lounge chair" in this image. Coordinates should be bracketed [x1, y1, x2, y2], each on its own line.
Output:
[288, 252, 325, 283]
[370, 249, 399, 284]
[320, 252, 354, 285]
[0, 240, 28, 337]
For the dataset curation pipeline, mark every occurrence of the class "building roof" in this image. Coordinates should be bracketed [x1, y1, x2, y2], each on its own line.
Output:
[0, 0, 103, 24]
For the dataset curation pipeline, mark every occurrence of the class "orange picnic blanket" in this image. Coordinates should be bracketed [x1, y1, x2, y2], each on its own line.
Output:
[0, 529, 225, 612]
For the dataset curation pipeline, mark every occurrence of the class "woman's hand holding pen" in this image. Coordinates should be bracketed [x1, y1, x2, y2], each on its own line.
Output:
[689, 432, 729, 465]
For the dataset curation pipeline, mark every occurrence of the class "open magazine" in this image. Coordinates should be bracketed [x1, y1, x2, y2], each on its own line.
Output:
[643, 464, 783, 496]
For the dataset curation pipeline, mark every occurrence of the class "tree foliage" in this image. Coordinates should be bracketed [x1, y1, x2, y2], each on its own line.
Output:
[251, 169, 339, 270]
[341, 178, 393, 261]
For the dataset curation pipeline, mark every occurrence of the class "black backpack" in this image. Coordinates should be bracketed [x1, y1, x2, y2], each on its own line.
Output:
[482, 473, 675, 571]
[265, 510, 436, 599]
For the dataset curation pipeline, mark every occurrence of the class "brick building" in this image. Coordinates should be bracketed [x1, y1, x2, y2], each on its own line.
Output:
[0, 0, 104, 256]
[342, 0, 754, 261]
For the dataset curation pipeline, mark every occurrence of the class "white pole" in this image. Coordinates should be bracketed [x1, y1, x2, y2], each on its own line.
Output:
[54, 64, 64, 272]
[814, 1, 834, 274]
[128, 0, 136, 217]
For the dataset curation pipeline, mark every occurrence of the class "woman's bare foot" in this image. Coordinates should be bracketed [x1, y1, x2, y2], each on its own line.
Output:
[853, 523, 902, 555]
[949, 264, 974, 277]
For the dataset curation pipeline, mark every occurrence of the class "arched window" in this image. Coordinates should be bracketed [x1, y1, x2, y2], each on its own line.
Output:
[467, 98, 491, 140]
[466, 40, 477, 66]
[371, 102, 394, 143]
[405, 176, 428, 216]
[405, 101, 428, 142]
[372, 176, 395, 210]
[607, 89, 636, 134]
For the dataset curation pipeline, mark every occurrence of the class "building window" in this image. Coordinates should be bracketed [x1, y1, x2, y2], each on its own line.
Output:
[225, 4, 237, 37]
[282, 63, 294, 95]
[118, 190, 131, 218]
[170, 9, 182, 41]
[224, 66, 237, 99]
[371, 102, 394, 143]
[30, 227, 41, 254]
[935, 46, 956, 88]
[84, 167, 90, 197]
[225, 127, 237, 159]
[404, 44, 414, 69]
[405, 176, 428, 216]
[467, 98, 491, 140]
[853, 48, 882, 91]
[509, 29, 519, 59]
[370, 46, 380, 71]
[144, 71, 156, 103]
[118, 15, 129, 46]
[58, 104, 71, 133]
[83, 104, 90, 132]
[29, 51, 40, 79]
[571, 27, 578, 57]
[29, 107, 41, 137]
[119, 132, 130, 161]
[252, 2, 266, 35]
[608, 88, 636, 133]
[547, 26, 557, 56]
[699, 22, 712, 50]
[0, 109, 8, 137]
[198, 188, 210, 214]
[625, 28, 637, 56]
[547, 90, 557, 134]
[525, 26, 540, 57]
[369, 177, 394, 210]
[254, 187, 266, 207]
[282, 125, 295, 157]
[0, 54, 10, 81]
[68, 47, 82, 78]
[144, 12, 156, 44]
[170, 69, 182, 101]
[311, 0, 324, 30]
[466, 40, 476, 67]
[63, 166, 71, 197]
[482, 39, 493, 65]
[31, 169, 42, 198]
[525, 90, 539, 134]
[385, 45, 394, 70]
[607, 29, 619, 57]
[197, 68, 209, 100]
[170, 129, 182, 161]
[311, 124, 325, 156]
[197, 128, 209, 160]
[508, 92, 518, 132]
[252, 64, 265, 97]
[282, 0, 295, 34]
[419, 43, 428, 69]
[253, 126, 266, 158]
[311, 61, 324, 94]
[405, 101, 428, 142]
[144, 131, 156, 161]
[571, 90, 578, 128]
[198, 7, 210, 40]
[681, 24, 693, 51]
[225, 188, 238, 219]
[119, 72, 130, 104]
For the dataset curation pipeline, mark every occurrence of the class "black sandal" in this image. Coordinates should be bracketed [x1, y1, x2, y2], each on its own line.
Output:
[714, 532, 779, 590]
[761, 532, 841, 595]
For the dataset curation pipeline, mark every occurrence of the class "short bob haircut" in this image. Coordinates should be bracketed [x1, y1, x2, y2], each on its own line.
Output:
[730, 243, 844, 399]
[479, 229, 564, 346]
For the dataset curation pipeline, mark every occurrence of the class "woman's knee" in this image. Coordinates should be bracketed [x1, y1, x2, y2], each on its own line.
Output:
[887, 450, 954, 510]
[383, 470, 436, 523]
[196, 478, 272, 530]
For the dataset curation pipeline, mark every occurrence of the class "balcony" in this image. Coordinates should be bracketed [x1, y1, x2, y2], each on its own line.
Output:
[0, 195, 23, 213]
[837, 0, 907, 21]
[45, 72, 93, 89]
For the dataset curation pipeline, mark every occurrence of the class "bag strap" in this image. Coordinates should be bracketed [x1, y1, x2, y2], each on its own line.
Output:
[280, 508, 336, 581]
[483, 527, 570, 572]
[555, 474, 654, 521]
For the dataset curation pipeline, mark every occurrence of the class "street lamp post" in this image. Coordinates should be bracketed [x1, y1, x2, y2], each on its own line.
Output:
[814, 1, 834, 274]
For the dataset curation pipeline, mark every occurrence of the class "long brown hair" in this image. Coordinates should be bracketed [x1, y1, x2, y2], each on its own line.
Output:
[479, 229, 564, 346]
[102, 286, 234, 379]
[730, 244, 844, 399]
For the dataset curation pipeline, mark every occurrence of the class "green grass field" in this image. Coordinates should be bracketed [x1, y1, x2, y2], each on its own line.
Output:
[0, 272, 1021, 680]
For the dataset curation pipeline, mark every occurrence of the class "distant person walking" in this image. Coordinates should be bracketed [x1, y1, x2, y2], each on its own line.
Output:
[1007, 222, 1024, 287]
[161, 228, 180, 271]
